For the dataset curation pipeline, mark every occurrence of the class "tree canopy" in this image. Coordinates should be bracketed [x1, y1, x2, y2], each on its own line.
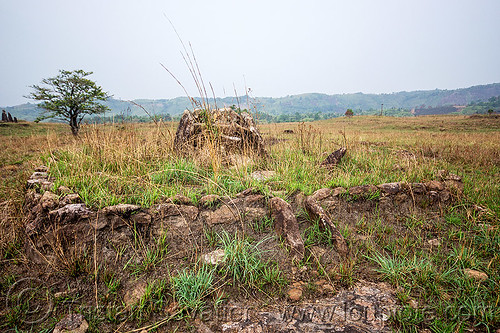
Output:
[27, 70, 110, 135]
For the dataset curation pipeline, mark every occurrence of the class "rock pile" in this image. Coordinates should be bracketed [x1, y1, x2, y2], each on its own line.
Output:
[174, 108, 267, 157]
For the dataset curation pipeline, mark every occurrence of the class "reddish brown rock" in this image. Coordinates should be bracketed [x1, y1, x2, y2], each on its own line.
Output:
[269, 197, 305, 261]
[310, 188, 332, 201]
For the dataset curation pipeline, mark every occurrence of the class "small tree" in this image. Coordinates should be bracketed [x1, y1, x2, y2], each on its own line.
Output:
[27, 70, 110, 135]
[345, 109, 354, 117]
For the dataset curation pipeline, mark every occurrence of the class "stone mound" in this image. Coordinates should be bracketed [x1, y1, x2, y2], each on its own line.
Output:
[174, 108, 267, 157]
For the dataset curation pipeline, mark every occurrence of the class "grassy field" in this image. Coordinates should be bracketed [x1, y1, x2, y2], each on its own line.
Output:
[0, 115, 499, 332]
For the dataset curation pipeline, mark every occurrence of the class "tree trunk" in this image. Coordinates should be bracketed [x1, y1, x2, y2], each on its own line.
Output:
[70, 116, 79, 136]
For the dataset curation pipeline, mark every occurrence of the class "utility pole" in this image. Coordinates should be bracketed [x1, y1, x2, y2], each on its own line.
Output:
[380, 104, 384, 116]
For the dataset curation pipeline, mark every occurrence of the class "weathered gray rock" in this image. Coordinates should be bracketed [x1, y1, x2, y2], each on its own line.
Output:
[218, 281, 397, 332]
[49, 204, 92, 223]
[174, 108, 267, 157]
[305, 196, 348, 255]
[269, 197, 304, 261]
[53, 313, 88, 333]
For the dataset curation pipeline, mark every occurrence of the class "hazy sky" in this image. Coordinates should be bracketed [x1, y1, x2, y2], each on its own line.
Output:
[1, 0, 499, 106]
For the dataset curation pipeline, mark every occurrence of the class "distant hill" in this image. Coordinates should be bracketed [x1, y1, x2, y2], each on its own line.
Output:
[3, 83, 500, 121]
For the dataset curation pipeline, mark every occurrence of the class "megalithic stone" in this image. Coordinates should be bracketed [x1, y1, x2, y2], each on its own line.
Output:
[14, 117, 18, 123]
[7, 113, 13, 122]
[1, 110, 7, 122]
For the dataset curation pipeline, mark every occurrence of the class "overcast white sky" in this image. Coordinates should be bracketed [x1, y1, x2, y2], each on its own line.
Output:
[1, 0, 499, 106]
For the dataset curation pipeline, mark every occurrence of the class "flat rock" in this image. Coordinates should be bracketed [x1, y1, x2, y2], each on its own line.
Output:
[201, 249, 226, 265]
[426, 180, 444, 191]
[463, 269, 488, 282]
[377, 182, 401, 194]
[53, 313, 88, 333]
[251, 170, 276, 181]
[204, 205, 240, 225]
[124, 280, 147, 308]
[101, 204, 141, 216]
[30, 171, 49, 180]
[49, 204, 91, 223]
[34, 165, 48, 172]
[155, 203, 199, 221]
[349, 185, 378, 196]
[218, 281, 397, 332]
